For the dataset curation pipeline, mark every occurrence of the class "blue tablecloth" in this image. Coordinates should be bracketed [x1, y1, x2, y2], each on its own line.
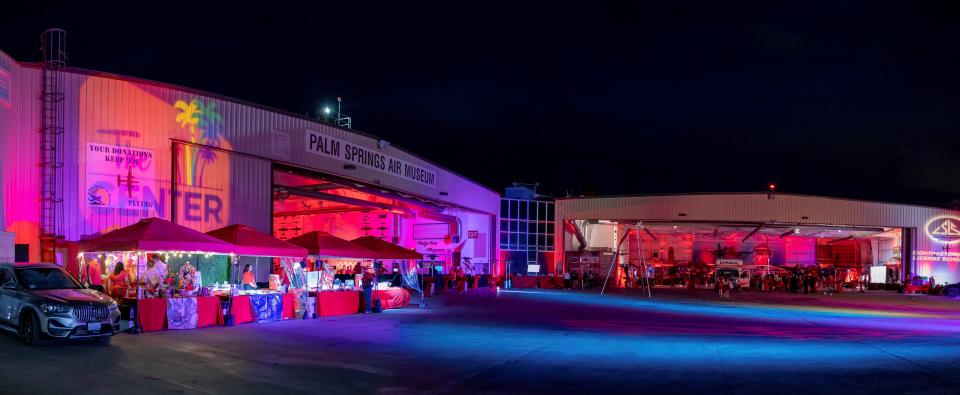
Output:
[167, 297, 198, 330]
[249, 293, 283, 322]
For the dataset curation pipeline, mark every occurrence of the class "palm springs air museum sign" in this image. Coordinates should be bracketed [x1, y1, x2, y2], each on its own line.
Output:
[304, 129, 437, 188]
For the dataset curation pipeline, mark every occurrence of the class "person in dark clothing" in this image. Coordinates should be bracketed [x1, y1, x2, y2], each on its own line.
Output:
[362, 267, 376, 313]
[432, 266, 442, 295]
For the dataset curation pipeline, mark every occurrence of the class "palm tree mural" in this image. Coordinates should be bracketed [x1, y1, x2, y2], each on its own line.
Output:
[194, 101, 224, 186]
[174, 99, 202, 185]
[173, 99, 226, 187]
[174, 99, 201, 130]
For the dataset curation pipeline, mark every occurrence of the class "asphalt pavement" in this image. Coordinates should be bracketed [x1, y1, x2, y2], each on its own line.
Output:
[1, 288, 959, 394]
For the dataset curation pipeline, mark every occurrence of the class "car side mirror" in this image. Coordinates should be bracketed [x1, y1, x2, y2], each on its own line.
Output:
[2, 282, 17, 290]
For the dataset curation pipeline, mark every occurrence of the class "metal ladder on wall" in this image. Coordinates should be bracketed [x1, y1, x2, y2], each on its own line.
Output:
[38, 29, 66, 263]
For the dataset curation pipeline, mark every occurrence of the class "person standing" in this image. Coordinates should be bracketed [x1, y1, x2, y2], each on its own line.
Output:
[563, 270, 572, 290]
[432, 265, 443, 295]
[108, 261, 129, 299]
[362, 267, 376, 313]
[456, 266, 466, 294]
[85, 259, 105, 293]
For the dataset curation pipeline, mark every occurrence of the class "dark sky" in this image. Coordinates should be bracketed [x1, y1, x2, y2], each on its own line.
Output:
[4, 2, 960, 206]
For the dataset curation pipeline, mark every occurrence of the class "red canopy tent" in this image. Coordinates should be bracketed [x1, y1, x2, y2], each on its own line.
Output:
[78, 218, 237, 332]
[286, 231, 379, 258]
[206, 224, 307, 257]
[80, 217, 234, 254]
[350, 236, 423, 260]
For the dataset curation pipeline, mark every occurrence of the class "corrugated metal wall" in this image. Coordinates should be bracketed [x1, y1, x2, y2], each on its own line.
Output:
[556, 193, 959, 228]
[3, 64, 498, 261]
[1, 56, 42, 259]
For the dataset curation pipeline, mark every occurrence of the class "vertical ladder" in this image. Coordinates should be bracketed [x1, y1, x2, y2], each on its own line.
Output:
[635, 223, 652, 298]
[38, 29, 66, 263]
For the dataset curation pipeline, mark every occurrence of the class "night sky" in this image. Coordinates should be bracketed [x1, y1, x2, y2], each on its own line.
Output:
[4, 2, 960, 206]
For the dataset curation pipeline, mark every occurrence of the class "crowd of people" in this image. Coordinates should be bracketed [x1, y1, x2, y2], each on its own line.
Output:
[562, 269, 597, 289]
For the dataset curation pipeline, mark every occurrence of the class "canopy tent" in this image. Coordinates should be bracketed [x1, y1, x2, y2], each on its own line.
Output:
[286, 231, 379, 258]
[77, 218, 237, 332]
[351, 236, 423, 260]
[206, 224, 307, 257]
[80, 217, 234, 254]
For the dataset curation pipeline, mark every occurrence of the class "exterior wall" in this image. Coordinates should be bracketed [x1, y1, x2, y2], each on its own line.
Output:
[0, 50, 32, 261]
[1, 62, 498, 262]
[555, 193, 960, 284]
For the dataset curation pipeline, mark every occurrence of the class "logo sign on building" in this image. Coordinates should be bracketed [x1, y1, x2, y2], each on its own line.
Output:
[913, 250, 960, 263]
[925, 215, 960, 244]
[305, 129, 437, 188]
[715, 258, 743, 266]
[86, 143, 157, 211]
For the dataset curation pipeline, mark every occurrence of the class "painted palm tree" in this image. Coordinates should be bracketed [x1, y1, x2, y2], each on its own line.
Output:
[174, 99, 201, 132]
[196, 101, 224, 146]
[174, 99, 202, 185]
[194, 101, 224, 187]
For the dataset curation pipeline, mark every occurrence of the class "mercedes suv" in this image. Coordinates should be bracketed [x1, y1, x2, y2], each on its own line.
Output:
[0, 262, 120, 346]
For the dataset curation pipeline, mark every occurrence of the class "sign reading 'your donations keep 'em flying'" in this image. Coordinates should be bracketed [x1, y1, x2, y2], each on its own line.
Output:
[86, 142, 158, 211]
[925, 215, 960, 244]
[304, 129, 437, 188]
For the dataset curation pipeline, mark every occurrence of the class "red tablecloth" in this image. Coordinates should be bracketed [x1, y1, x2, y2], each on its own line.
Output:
[137, 298, 167, 332]
[230, 295, 254, 325]
[511, 276, 538, 288]
[316, 291, 361, 317]
[196, 296, 224, 328]
[282, 293, 296, 320]
[538, 276, 560, 289]
[372, 288, 411, 310]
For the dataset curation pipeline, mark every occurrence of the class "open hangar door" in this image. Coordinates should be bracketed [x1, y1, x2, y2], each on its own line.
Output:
[565, 220, 904, 289]
[271, 164, 494, 275]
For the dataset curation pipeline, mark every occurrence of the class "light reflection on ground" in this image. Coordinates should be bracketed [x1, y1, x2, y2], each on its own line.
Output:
[2, 289, 960, 394]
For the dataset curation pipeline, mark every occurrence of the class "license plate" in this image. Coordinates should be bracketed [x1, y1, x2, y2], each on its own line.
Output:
[87, 322, 102, 332]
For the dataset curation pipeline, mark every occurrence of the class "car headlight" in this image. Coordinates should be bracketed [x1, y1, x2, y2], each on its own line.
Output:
[40, 303, 72, 314]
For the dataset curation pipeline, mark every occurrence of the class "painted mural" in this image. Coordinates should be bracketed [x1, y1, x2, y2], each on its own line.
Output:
[78, 78, 235, 237]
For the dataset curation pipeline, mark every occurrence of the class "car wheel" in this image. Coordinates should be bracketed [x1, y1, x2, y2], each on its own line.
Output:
[21, 312, 43, 347]
[947, 288, 960, 298]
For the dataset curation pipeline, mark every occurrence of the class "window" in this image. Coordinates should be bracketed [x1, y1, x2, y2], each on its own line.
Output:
[500, 198, 556, 252]
[16, 268, 82, 290]
[0, 268, 14, 288]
